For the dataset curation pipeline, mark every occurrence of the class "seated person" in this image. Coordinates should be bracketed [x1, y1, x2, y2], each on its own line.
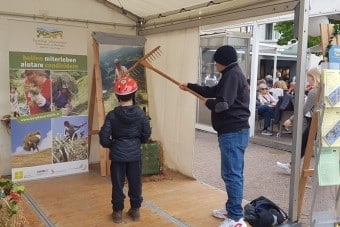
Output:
[257, 83, 278, 136]
[287, 81, 296, 96]
[273, 94, 294, 124]
[270, 80, 288, 100]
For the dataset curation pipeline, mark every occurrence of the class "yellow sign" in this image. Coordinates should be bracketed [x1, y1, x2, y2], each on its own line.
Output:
[13, 171, 24, 180]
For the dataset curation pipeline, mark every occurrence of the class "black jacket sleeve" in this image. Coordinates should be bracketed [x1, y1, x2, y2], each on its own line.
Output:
[187, 83, 217, 98]
[99, 113, 114, 148]
[140, 115, 152, 143]
[205, 97, 229, 113]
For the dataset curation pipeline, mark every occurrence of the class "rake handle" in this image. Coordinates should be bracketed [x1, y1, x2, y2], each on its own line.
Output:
[141, 60, 205, 101]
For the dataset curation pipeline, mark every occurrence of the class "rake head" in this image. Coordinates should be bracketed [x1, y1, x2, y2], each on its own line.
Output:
[127, 46, 162, 77]
[125, 45, 205, 101]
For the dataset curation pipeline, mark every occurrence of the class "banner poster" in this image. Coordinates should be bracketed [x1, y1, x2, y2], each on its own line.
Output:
[99, 45, 149, 116]
[8, 20, 88, 182]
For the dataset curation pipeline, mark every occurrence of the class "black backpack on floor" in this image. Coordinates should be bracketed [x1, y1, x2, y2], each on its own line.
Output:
[244, 196, 288, 227]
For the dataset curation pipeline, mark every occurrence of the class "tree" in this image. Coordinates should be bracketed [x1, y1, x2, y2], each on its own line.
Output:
[274, 21, 320, 47]
[274, 21, 294, 45]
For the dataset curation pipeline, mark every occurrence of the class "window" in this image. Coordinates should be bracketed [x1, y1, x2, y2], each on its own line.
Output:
[265, 23, 273, 40]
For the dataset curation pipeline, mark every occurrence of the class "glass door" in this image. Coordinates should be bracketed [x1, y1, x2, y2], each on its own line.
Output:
[196, 32, 251, 131]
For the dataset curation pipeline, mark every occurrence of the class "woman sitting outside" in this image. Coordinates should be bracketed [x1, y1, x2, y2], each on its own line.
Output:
[257, 83, 278, 136]
[270, 80, 288, 100]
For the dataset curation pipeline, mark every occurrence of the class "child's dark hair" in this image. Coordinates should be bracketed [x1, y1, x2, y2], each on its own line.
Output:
[116, 92, 136, 104]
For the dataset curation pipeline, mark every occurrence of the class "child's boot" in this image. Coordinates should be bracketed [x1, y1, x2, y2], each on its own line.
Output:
[112, 210, 122, 223]
[127, 208, 140, 221]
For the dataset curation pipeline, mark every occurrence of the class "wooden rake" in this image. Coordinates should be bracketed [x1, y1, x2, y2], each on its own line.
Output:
[127, 46, 205, 101]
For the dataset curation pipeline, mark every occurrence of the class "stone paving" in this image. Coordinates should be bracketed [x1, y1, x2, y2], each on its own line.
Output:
[192, 129, 337, 227]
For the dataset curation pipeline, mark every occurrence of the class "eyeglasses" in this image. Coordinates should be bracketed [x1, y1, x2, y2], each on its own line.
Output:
[259, 88, 267, 90]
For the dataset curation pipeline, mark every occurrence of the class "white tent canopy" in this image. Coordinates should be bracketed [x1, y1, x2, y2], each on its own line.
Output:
[100, 0, 339, 35]
[100, 0, 300, 35]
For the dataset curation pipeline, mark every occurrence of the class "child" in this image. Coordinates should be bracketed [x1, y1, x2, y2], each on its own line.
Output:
[99, 76, 151, 223]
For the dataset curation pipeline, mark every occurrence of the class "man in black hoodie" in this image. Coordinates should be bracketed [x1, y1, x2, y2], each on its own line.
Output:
[180, 45, 250, 227]
[99, 76, 151, 223]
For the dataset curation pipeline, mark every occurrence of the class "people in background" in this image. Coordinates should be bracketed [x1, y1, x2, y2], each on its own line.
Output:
[257, 83, 278, 136]
[257, 79, 266, 88]
[24, 70, 51, 114]
[276, 70, 282, 81]
[274, 69, 281, 83]
[264, 73, 273, 88]
[287, 81, 296, 96]
[265, 78, 273, 89]
[265, 73, 273, 81]
[281, 68, 290, 81]
[113, 59, 129, 83]
[204, 74, 218, 87]
[290, 75, 296, 83]
[277, 67, 321, 174]
[99, 76, 151, 224]
[180, 45, 250, 227]
[270, 80, 288, 100]
[272, 81, 294, 125]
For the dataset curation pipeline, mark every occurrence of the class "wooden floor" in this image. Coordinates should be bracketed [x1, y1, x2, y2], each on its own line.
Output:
[19, 164, 249, 226]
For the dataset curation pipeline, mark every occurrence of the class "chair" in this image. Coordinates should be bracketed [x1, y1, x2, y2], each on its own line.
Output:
[273, 110, 294, 137]
[255, 109, 264, 130]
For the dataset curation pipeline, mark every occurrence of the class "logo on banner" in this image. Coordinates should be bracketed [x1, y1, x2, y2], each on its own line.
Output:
[37, 27, 63, 39]
[34, 26, 66, 50]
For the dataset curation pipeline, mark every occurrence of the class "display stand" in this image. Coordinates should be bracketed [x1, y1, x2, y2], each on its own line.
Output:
[310, 69, 340, 227]
[88, 39, 109, 176]
[297, 23, 339, 219]
[301, 24, 340, 226]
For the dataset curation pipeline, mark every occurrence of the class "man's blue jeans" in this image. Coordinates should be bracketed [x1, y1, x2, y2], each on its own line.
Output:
[218, 129, 249, 221]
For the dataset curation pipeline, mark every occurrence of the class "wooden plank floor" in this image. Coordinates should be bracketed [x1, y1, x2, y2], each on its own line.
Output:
[20, 164, 249, 226]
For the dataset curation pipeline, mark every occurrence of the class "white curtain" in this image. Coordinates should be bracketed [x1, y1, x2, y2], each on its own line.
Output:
[145, 28, 200, 177]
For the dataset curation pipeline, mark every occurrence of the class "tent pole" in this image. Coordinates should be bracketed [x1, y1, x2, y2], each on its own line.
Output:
[288, 0, 309, 224]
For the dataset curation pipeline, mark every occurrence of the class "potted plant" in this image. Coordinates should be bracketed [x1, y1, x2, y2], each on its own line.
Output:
[0, 178, 27, 226]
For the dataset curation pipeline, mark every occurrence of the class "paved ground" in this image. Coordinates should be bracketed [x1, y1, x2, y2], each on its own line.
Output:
[192, 129, 337, 226]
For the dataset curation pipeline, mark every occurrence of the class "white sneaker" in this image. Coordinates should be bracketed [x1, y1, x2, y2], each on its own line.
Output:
[261, 129, 273, 136]
[219, 218, 247, 227]
[212, 207, 228, 219]
[276, 161, 291, 175]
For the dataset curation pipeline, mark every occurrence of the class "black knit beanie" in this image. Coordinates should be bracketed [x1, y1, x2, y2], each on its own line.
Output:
[213, 45, 237, 66]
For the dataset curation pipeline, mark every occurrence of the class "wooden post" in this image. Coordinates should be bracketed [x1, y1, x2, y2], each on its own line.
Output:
[320, 24, 334, 59]
[297, 111, 318, 216]
[88, 39, 109, 176]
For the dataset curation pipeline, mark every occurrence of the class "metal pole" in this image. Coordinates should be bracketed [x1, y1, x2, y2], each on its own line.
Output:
[288, 0, 310, 224]
[249, 21, 259, 137]
[273, 52, 278, 82]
